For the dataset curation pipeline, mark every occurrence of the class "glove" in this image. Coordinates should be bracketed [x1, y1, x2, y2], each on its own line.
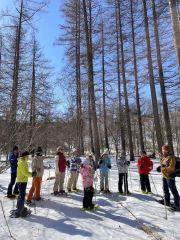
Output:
[32, 171, 37, 177]
[108, 165, 111, 169]
[156, 166, 161, 173]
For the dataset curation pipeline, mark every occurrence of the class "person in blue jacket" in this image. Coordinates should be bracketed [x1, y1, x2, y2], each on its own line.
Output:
[7, 146, 19, 198]
[99, 149, 111, 193]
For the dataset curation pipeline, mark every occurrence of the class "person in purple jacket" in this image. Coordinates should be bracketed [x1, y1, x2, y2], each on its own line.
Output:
[7, 146, 19, 198]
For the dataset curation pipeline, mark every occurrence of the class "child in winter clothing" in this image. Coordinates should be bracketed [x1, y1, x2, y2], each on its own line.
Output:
[98, 149, 111, 193]
[67, 149, 82, 192]
[80, 159, 95, 209]
[53, 146, 67, 195]
[7, 146, 19, 198]
[117, 152, 130, 195]
[27, 147, 44, 203]
[14, 151, 36, 218]
[157, 144, 180, 211]
[137, 150, 153, 194]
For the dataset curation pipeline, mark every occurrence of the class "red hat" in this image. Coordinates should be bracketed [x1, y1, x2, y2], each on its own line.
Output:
[162, 144, 171, 153]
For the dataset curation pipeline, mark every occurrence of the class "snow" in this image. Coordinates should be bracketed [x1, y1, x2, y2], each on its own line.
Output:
[0, 157, 180, 240]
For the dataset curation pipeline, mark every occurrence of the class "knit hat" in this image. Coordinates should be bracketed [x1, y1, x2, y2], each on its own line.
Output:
[13, 146, 18, 151]
[36, 147, 43, 155]
[162, 144, 171, 153]
[21, 151, 29, 157]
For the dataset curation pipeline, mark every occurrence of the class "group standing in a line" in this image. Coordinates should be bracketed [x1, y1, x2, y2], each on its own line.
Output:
[6, 144, 180, 217]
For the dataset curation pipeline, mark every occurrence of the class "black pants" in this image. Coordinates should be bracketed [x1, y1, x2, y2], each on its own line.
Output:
[163, 177, 179, 206]
[16, 183, 27, 215]
[140, 174, 151, 192]
[7, 172, 19, 195]
[83, 186, 94, 208]
[118, 173, 129, 193]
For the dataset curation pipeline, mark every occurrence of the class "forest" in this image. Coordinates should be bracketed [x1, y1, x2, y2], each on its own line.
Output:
[0, 0, 179, 160]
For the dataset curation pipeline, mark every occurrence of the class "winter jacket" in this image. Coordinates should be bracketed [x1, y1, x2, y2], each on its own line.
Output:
[99, 156, 111, 174]
[137, 156, 153, 175]
[32, 156, 44, 177]
[55, 153, 66, 173]
[8, 153, 18, 173]
[160, 155, 176, 179]
[80, 164, 93, 189]
[16, 157, 32, 183]
[117, 156, 129, 174]
[68, 157, 82, 173]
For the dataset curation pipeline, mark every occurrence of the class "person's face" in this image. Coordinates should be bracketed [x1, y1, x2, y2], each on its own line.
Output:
[162, 150, 169, 157]
[14, 150, 18, 155]
[60, 148, 64, 153]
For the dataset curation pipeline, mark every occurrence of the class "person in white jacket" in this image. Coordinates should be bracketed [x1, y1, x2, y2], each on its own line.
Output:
[116, 152, 130, 195]
[27, 147, 44, 203]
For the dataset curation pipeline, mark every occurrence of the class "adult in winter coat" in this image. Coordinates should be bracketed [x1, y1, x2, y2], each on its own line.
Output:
[99, 149, 111, 193]
[116, 152, 130, 195]
[27, 147, 44, 203]
[7, 146, 19, 198]
[13, 151, 36, 218]
[67, 149, 82, 192]
[80, 159, 95, 209]
[53, 146, 67, 195]
[157, 144, 180, 211]
[137, 150, 153, 194]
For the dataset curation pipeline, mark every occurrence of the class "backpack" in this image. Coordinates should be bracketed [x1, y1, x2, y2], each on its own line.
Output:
[174, 157, 180, 177]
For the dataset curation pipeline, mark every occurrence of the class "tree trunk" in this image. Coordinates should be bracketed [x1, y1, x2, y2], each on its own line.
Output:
[101, 20, 109, 150]
[168, 0, 180, 79]
[117, 0, 134, 160]
[115, 0, 126, 154]
[83, 0, 100, 162]
[75, 0, 84, 155]
[130, 0, 145, 152]
[152, 0, 174, 153]
[142, 0, 163, 154]
[29, 37, 36, 146]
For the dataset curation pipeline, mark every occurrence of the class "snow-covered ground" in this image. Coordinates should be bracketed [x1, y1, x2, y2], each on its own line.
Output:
[0, 157, 180, 240]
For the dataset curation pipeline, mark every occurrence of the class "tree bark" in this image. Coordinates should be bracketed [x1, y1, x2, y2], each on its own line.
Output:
[168, 0, 180, 79]
[151, 0, 174, 154]
[142, 0, 163, 154]
[117, 0, 134, 160]
[101, 20, 109, 150]
[82, 0, 100, 161]
[130, 0, 145, 152]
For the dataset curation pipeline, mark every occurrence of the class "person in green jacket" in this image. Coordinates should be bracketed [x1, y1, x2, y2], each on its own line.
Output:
[13, 151, 36, 218]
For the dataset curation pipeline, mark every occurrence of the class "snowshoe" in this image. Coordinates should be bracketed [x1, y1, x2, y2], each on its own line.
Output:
[6, 194, 17, 199]
[155, 199, 172, 207]
[25, 200, 35, 207]
[168, 205, 180, 212]
[80, 204, 99, 211]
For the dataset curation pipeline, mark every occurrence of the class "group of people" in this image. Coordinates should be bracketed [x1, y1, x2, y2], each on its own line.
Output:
[6, 143, 180, 217]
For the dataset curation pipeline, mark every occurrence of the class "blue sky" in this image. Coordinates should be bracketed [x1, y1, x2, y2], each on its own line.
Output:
[0, 0, 66, 112]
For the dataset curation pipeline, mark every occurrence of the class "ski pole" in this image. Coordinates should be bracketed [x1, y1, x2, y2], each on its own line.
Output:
[149, 173, 158, 195]
[128, 165, 133, 193]
[47, 161, 51, 200]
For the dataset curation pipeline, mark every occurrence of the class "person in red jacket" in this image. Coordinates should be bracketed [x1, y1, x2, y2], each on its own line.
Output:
[137, 150, 153, 194]
[53, 147, 67, 195]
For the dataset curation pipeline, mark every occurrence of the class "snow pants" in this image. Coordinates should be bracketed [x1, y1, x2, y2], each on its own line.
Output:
[118, 173, 129, 193]
[163, 177, 179, 207]
[53, 172, 65, 192]
[83, 186, 94, 208]
[100, 172, 109, 191]
[67, 172, 79, 190]
[7, 172, 19, 195]
[140, 174, 151, 192]
[16, 182, 27, 215]
[27, 176, 42, 201]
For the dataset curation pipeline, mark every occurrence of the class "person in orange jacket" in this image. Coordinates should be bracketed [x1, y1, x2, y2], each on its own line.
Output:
[137, 150, 153, 194]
